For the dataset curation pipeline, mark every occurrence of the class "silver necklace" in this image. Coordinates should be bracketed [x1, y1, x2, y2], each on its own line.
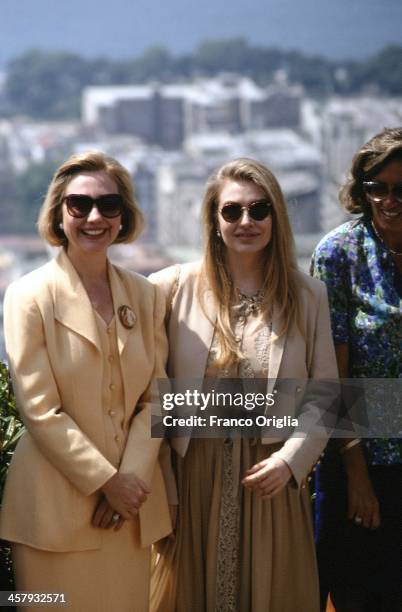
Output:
[371, 221, 402, 256]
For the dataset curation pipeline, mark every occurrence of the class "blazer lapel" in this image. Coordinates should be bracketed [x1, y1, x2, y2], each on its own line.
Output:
[107, 263, 140, 418]
[171, 279, 216, 379]
[170, 277, 216, 456]
[108, 263, 134, 356]
[53, 249, 101, 352]
[267, 301, 287, 393]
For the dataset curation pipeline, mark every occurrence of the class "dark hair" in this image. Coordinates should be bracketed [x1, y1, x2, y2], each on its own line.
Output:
[340, 127, 402, 216]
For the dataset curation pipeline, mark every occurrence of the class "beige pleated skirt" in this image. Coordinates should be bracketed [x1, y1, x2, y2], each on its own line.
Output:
[13, 517, 150, 612]
[151, 438, 320, 612]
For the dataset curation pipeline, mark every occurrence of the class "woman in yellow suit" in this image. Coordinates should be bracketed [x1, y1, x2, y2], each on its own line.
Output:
[0, 152, 171, 611]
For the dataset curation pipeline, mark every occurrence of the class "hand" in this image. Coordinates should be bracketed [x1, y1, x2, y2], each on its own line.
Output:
[100, 472, 150, 520]
[242, 456, 292, 499]
[341, 443, 381, 530]
[92, 496, 125, 530]
[347, 471, 381, 530]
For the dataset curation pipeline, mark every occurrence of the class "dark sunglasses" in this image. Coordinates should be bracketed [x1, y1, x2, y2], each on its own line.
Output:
[63, 194, 123, 218]
[219, 200, 272, 223]
[363, 181, 402, 204]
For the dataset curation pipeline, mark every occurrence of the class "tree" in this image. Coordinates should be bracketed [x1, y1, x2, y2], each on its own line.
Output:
[3, 42, 402, 121]
[15, 158, 60, 234]
[0, 362, 24, 590]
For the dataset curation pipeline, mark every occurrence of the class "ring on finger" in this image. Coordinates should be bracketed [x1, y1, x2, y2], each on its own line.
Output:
[354, 515, 363, 525]
[111, 512, 120, 523]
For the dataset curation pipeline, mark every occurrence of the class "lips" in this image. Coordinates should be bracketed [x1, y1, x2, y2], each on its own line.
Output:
[81, 228, 108, 237]
[380, 210, 401, 219]
[235, 232, 260, 238]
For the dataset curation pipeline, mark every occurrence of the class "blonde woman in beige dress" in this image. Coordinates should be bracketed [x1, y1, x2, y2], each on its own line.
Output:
[0, 152, 171, 611]
[150, 158, 338, 611]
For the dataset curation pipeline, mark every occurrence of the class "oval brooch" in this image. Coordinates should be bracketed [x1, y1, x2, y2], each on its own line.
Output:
[118, 305, 137, 329]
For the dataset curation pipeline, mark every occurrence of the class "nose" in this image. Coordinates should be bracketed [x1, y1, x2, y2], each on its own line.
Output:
[86, 204, 103, 221]
[380, 193, 398, 209]
[238, 207, 253, 224]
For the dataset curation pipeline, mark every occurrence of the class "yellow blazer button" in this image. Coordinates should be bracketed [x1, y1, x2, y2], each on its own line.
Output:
[109, 383, 116, 390]
[108, 409, 116, 416]
[114, 435, 120, 442]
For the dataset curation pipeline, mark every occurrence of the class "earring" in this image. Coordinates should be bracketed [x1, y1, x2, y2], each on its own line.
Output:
[216, 229, 221, 238]
[59, 222, 64, 230]
[119, 224, 123, 230]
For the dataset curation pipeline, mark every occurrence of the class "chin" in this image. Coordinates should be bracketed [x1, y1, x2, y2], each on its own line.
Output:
[75, 239, 111, 255]
[229, 244, 268, 257]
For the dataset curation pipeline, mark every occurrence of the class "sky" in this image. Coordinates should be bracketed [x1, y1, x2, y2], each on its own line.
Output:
[0, 0, 401, 67]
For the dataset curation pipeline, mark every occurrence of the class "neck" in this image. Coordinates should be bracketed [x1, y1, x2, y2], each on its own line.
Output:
[226, 251, 265, 295]
[371, 221, 402, 255]
[66, 247, 109, 287]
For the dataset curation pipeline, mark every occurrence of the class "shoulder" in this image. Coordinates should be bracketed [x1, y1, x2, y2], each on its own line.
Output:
[150, 261, 202, 284]
[295, 269, 327, 304]
[4, 258, 55, 306]
[313, 219, 364, 260]
[112, 263, 158, 302]
[149, 261, 202, 296]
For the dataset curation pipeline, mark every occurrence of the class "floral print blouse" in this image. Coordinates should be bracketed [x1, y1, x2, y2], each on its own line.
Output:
[311, 218, 402, 466]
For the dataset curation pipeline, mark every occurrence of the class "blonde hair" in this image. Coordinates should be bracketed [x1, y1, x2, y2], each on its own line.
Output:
[201, 157, 301, 367]
[340, 127, 402, 216]
[37, 151, 143, 246]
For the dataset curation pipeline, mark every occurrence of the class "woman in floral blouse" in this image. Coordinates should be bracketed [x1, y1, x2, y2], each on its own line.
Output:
[311, 127, 402, 611]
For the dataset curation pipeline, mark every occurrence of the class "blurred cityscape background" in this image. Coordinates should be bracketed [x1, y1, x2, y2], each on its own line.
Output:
[0, 1, 402, 358]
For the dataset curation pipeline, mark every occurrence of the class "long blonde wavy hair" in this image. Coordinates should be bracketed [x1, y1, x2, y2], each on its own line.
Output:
[200, 157, 302, 368]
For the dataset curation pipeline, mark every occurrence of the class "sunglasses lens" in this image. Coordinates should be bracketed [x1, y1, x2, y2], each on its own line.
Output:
[364, 182, 388, 201]
[249, 201, 272, 220]
[221, 204, 242, 222]
[220, 201, 272, 223]
[96, 194, 123, 218]
[64, 194, 123, 218]
[393, 184, 402, 203]
[65, 195, 92, 218]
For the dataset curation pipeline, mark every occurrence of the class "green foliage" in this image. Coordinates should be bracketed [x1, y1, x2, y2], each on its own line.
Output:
[350, 45, 402, 95]
[127, 46, 175, 82]
[3, 41, 402, 121]
[0, 362, 23, 589]
[0, 362, 24, 500]
[15, 158, 60, 234]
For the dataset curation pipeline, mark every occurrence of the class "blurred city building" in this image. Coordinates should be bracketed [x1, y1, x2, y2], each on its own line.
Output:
[82, 73, 303, 149]
[1, 73, 402, 359]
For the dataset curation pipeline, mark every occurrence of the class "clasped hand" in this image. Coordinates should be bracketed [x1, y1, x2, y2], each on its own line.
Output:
[242, 456, 292, 499]
[92, 472, 150, 530]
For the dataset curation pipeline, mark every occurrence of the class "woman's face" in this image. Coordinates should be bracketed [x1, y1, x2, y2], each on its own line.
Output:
[368, 158, 402, 240]
[61, 171, 122, 259]
[216, 179, 273, 259]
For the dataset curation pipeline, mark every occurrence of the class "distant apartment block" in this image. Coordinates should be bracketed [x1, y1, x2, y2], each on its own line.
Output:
[320, 97, 402, 231]
[82, 75, 303, 149]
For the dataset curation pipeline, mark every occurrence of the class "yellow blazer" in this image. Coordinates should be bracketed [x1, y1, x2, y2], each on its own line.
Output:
[0, 249, 171, 552]
[150, 262, 339, 487]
